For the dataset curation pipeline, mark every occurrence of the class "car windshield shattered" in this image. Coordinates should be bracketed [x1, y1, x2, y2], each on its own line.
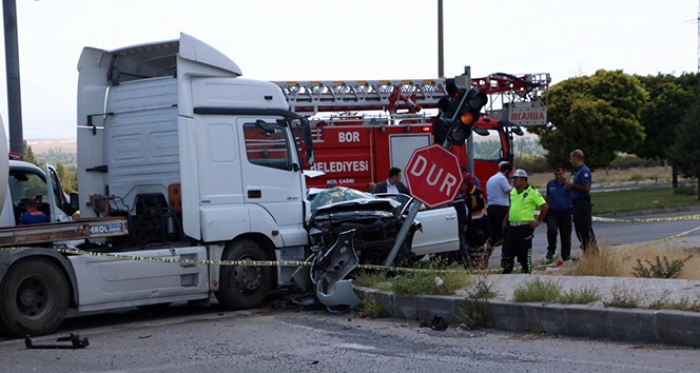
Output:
[309, 187, 377, 213]
[306, 186, 418, 266]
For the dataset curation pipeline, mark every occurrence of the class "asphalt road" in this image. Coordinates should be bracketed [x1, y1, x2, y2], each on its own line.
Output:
[491, 211, 700, 259]
[1, 308, 698, 373]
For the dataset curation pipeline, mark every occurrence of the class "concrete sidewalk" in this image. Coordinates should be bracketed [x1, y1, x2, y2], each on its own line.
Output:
[456, 274, 700, 306]
[355, 273, 700, 347]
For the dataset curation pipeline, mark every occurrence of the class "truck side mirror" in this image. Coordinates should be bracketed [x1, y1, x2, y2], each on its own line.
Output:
[70, 193, 79, 212]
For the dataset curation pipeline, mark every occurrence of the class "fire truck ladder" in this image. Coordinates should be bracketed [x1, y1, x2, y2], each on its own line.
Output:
[273, 73, 551, 119]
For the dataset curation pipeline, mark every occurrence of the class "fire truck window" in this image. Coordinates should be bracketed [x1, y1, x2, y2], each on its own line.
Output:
[243, 121, 293, 171]
[473, 129, 502, 161]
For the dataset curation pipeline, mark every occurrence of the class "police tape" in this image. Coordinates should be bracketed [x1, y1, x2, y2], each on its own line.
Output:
[628, 224, 700, 250]
[593, 214, 700, 223]
[535, 210, 700, 223]
[0, 246, 457, 274]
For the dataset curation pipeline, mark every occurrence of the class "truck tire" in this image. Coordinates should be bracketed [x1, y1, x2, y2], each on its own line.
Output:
[215, 239, 272, 310]
[0, 258, 70, 337]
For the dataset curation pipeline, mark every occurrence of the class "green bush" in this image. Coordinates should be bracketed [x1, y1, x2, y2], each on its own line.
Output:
[673, 184, 697, 196]
[632, 255, 693, 279]
[604, 285, 643, 309]
[557, 286, 601, 304]
[360, 294, 387, 318]
[455, 299, 489, 329]
[608, 155, 659, 170]
[628, 173, 645, 181]
[513, 278, 562, 303]
[391, 258, 471, 296]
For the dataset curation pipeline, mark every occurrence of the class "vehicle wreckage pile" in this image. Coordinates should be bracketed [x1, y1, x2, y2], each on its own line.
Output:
[290, 187, 425, 312]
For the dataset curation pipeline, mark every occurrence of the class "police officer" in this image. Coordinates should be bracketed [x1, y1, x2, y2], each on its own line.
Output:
[565, 149, 597, 253]
[502, 169, 548, 274]
[486, 161, 513, 248]
[545, 164, 572, 262]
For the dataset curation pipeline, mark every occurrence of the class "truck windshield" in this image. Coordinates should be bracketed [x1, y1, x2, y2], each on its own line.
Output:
[473, 129, 503, 161]
[9, 170, 51, 223]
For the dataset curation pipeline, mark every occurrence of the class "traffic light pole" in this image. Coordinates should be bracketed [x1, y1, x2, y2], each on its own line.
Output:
[384, 67, 476, 269]
[3, 0, 23, 155]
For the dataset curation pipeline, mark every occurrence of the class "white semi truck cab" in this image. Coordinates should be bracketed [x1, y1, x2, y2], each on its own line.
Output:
[0, 33, 315, 337]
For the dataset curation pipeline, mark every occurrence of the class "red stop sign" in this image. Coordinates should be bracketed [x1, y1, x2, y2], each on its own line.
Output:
[404, 144, 461, 209]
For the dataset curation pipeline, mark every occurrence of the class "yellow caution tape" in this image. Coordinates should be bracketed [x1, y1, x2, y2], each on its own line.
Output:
[593, 214, 700, 223]
[628, 225, 700, 250]
[534, 210, 700, 223]
[0, 246, 459, 274]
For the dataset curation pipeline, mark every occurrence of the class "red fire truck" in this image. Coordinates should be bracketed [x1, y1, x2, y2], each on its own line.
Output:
[274, 72, 550, 190]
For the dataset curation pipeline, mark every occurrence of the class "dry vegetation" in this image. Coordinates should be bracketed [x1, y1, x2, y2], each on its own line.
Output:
[527, 166, 672, 189]
[554, 242, 700, 281]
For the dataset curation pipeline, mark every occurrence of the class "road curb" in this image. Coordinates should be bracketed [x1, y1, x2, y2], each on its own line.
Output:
[598, 205, 700, 218]
[354, 287, 700, 347]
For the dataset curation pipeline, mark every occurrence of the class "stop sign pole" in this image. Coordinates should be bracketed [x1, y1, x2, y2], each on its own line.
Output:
[383, 143, 462, 268]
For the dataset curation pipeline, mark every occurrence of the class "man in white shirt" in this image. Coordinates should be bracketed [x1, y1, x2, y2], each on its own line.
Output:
[486, 161, 513, 247]
[371, 167, 410, 195]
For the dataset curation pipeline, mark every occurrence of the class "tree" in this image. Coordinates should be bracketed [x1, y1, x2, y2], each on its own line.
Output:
[635, 74, 693, 188]
[530, 70, 648, 170]
[54, 163, 78, 193]
[667, 95, 700, 199]
[22, 140, 38, 166]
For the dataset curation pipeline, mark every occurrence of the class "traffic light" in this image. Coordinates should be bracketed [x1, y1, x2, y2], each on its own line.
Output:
[440, 83, 488, 146]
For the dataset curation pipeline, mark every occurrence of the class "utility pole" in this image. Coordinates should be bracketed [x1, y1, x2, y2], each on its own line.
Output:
[437, 0, 444, 77]
[3, 0, 23, 155]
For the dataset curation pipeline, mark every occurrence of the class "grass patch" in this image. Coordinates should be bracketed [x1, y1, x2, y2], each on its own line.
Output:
[632, 255, 693, 279]
[527, 166, 673, 189]
[391, 263, 471, 296]
[590, 188, 700, 215]
[353, 271, 386, 288]
[604, 285, 644, 309]
[562, 244, 700, 281]
[646, 291, 700, 313]
[513, 278, 562, 303]
[359, 294, 387, 318]
[466, 275, 498, 300]
[455, 299, 489, 329]
[628, 173, 645, 182]
[557, 286, 601, 304]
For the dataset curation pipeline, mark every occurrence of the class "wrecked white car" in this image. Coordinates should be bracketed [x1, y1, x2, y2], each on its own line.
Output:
[307, 187, 421, 266]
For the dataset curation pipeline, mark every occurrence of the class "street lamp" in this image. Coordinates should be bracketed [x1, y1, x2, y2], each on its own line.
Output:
[437, 0, 444, 78]
[3, 0, 23, 155]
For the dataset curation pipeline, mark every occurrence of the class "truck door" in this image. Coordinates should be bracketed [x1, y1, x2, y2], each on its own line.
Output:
[43, 164, 70, 222]
[238, 117, 307, 247]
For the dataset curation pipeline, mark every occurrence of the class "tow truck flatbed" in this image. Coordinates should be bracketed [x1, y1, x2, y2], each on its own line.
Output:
[0, 218, 129, 247]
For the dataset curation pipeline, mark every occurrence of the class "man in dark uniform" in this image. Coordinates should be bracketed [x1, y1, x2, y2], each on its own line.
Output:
[545, 164, 572, 261]
[502, 169, 548, 274]
[566, 149, 597, 253]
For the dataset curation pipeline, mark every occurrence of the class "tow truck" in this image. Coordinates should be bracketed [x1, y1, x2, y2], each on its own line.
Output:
[0, 33, 315, 337]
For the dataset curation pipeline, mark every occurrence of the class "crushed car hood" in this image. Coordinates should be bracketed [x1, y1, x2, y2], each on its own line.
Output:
[311, 198, 400, 217]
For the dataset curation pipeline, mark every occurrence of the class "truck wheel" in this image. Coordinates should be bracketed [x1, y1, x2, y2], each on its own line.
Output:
[215, 239, 272, 310]
[0, 258, 70, 337]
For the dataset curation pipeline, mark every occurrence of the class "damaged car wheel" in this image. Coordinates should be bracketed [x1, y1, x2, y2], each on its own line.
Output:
[215, 239, 272, 310]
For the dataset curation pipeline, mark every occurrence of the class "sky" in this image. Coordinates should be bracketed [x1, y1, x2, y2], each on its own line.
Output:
[0, 0, 697, 139]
